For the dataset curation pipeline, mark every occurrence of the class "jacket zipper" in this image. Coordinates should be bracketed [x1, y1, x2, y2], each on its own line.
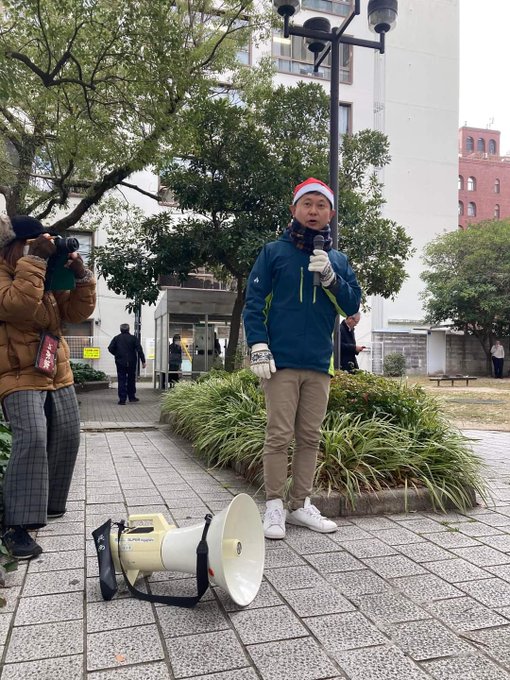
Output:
[299, 267, 303, 303]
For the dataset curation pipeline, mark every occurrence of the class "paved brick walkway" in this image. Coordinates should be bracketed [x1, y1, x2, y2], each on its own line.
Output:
[2, 386, 510, 678]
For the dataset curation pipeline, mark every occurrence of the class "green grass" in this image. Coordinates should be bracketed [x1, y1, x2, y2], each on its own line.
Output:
[406, 376, 510, 431]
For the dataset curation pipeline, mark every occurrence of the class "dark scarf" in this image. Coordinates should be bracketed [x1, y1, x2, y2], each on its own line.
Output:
[286, 219, 332, 254]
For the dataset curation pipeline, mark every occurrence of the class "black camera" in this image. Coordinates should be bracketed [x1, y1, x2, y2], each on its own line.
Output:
[52, 235, 80, 255]
[44, 235, 81, 291]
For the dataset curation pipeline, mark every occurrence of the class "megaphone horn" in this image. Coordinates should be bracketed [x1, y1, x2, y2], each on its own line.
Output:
[108, 493, 265, 607]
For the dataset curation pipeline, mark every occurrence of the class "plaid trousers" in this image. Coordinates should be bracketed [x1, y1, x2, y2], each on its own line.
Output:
[2, 386, 80, 529]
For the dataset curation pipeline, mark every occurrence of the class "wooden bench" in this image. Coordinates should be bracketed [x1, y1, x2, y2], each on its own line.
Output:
[429, 376, 478, 387]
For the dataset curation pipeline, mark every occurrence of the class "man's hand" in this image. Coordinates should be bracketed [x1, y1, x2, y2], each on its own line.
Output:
[308, 249, 336, 287]
[27, 234, 56, 261]
[142, 363, 146, 369]
[356, 345, 366, 352]
[65, 253, 87, 279]
[250, 343, 276, 379]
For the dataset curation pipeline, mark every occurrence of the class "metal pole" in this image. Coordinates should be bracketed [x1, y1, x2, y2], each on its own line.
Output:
[134, 304, 142, 377]
[330, 36, 341, 370]
[329, 34, 340, 250]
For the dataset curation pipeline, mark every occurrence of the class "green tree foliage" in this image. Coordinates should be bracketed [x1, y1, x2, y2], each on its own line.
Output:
[90, 200, 179, 312]
[94, 85, 414, 369]
[421, 220, 510, 366]
[0, 0, 268, 226]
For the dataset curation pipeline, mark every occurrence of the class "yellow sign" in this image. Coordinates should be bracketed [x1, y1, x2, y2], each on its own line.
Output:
[83, 347, 100, 359]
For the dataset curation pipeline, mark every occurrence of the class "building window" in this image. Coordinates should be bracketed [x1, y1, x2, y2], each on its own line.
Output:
[467, 202, 476, 217]
[477, 138, 485, 153]
[302, 0, 352, 16]
[272, 32, 351, 82]
[458, 201, 464, 216]
[489, 139, 497, 155]
[158, 177, 177, 206]
[68, 184, 89, 196]
[158, 158, 191, 206]
[494, 178, 500, 194]
[467, 176, 476, 191]
[458, 175, 464, 191]
[466, 136, 474, 152]
[234, 18, 250, 65]
[339, 103, 351, 137]
[494, 204, 500, 218]
[211, 84, 245, 106]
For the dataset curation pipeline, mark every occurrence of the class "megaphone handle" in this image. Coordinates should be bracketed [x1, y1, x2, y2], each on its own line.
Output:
[115, 516, 212, 609]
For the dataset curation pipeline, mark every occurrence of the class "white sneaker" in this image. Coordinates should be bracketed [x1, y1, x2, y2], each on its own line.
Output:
[287, 497, 337, 533]
[263, 499, 286, 540]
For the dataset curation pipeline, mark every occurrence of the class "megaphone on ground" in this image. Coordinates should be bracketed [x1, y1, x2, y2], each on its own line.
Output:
[92, 493, 265, 607]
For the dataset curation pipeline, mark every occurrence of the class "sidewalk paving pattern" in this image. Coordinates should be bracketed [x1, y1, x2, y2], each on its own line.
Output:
[2, 384, 510, 678]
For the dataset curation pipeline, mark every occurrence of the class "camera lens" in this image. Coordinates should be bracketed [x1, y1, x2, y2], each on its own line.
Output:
[65, 237, 80, 253]
[53, 235, 80, 255]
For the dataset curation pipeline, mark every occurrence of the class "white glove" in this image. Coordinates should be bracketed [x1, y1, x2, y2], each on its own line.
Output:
[308, 249, 336, 288]
[250, 343, 276, 379]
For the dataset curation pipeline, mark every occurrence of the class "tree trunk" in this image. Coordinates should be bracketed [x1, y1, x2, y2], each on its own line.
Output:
[225, 278, 245, 372]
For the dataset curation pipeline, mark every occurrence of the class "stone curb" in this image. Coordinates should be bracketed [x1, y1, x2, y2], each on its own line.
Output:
[309, 486, 477, 517]
[74, 380, 110, 392]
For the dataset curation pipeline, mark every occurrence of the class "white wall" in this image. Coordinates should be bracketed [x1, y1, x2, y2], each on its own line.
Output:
[379, 0, 459, 326]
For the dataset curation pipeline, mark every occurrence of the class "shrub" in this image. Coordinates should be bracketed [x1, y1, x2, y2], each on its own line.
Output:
[383, 352, 407, 376]
[0, 421, 13, 573]
[328, 371, 438, 436]
[161, 370, 487, 512]
[71, 362, 108, 385]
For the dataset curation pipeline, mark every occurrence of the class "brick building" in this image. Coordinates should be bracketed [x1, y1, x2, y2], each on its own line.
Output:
[458, 125, 510, 228]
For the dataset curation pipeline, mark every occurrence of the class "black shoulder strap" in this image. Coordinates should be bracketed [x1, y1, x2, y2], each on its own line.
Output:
[116, 515, 212, 609]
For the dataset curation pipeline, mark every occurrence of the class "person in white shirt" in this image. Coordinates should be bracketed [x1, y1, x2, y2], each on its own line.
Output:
[490, 340, 505, 379]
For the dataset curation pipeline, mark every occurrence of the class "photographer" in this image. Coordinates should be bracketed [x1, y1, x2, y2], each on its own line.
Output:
[0, 214, 96, 559]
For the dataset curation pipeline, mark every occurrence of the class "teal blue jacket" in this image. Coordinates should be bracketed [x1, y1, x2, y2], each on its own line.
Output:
[243, 231, 361, 375]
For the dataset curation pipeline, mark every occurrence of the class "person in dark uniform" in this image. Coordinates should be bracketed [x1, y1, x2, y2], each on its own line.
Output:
[340, 312, 365, 372]
[108, 323, 146, 404]
[168, 334, 182, 387]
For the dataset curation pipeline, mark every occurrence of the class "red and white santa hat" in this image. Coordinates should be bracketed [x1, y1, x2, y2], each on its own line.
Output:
[293, 177, 334, 208]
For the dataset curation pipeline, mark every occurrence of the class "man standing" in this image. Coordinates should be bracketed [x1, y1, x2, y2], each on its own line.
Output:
[340, 313, 365, 372]
[243, 178, 361, 539]
[168, 334, 182, 387]
[490, 340, 505, 379]
[108, 323, 146, 404]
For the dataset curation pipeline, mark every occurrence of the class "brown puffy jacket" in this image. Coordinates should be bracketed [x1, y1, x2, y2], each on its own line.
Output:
[0, 254, 96, 402]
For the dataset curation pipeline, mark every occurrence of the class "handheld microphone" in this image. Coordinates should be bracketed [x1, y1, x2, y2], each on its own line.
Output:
[312, 234, 325, 287]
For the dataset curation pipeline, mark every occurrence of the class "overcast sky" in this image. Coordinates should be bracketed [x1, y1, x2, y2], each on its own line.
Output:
[460, 0, 510, 152]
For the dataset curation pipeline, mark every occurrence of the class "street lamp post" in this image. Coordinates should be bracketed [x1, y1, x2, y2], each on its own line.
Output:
[273, 0, 398, 367]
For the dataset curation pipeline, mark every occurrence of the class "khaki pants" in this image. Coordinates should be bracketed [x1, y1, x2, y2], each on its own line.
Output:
[262, 368, 330, 510]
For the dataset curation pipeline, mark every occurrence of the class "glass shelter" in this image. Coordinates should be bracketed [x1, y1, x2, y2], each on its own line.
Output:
[154, 287, 238, 388]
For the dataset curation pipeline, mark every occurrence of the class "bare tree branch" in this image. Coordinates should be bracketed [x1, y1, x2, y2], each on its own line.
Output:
[119, 181, 161, 202]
